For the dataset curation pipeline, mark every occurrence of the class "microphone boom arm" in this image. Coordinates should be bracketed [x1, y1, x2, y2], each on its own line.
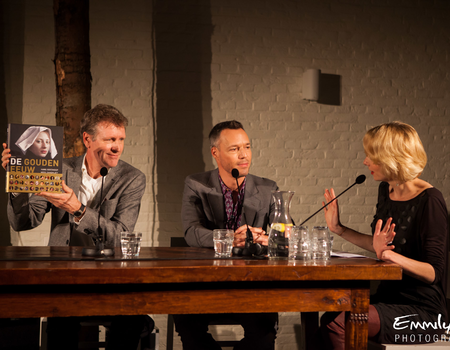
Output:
[298, 175, 366, 226]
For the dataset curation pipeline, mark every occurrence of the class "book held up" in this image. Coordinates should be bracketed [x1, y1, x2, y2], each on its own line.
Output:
[6, 124, 64, 193]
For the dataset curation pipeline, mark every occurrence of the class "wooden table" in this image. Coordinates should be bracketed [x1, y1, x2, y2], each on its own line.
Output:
[0, 246, 402, 350]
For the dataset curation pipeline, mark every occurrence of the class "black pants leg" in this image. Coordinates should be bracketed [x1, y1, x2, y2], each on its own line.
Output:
[173, 314, 222, 350]
[173, 313, 278, 350]
[234, 313, 278, 350]
[47, 315, 147, 350]
[46, 317, 81, 350]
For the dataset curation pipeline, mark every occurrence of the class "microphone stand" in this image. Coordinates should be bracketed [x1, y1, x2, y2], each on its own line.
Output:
[82, 167, 114, 257]
[299, 175, 366, 226]
[231, 169, 266, 258]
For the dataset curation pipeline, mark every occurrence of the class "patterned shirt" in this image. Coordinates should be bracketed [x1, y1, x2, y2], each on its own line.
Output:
[219, 173, 246, 231]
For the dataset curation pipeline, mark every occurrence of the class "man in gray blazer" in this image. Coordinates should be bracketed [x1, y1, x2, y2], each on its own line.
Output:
[2, 104, 148, 350]
[174, 120, 278, 350]
[4, 105, 145, 248]
[182, 168, 276, 248]
[7, 156, 145, 247]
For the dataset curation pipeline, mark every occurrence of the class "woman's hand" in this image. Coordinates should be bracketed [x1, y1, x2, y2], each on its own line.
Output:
[373, 218, 396, 260]
[323, 188, 345, 235]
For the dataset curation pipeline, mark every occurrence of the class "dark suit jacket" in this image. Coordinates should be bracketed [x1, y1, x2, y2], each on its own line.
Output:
[7, 156, 146, 246]
[181, 168, 278, 247]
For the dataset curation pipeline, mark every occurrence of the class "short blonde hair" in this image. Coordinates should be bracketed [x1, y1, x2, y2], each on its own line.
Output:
[363, 121, 427, 182]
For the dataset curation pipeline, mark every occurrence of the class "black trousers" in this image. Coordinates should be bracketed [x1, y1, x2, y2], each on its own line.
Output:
[173, 313, 278, 350]
[46, 315, 149, 350]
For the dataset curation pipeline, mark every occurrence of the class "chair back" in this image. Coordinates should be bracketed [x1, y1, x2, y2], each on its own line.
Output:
[170, 237, 189, 248]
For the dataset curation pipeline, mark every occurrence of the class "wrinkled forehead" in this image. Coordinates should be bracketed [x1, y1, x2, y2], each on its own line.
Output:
[217, 128, 250, 147]
[94, 121, 126, 138]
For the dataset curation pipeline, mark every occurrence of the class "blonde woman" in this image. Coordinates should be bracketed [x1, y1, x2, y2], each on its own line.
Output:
[319, 122, 448, 348]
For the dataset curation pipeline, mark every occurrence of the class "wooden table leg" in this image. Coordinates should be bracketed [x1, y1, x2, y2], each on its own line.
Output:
[345, 288, 370, 350]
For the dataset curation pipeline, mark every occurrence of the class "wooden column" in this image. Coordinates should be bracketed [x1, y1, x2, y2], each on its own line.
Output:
[53, 0, 91, 158]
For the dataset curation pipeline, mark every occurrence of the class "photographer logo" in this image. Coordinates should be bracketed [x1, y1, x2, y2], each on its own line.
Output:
[393, 314, 450, 343]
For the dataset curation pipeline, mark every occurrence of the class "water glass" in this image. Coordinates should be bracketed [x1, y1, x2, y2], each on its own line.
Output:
[213, 229, 234, 257]
[120, 232, 142, 258]
[289, 226, 311, 261]
[311, 226, 331, 260]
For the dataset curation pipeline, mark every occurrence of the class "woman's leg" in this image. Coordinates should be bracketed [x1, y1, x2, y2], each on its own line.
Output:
[320, 305, 381, 350]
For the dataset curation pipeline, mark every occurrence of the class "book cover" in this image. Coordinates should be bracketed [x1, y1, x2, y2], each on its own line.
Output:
[6, 124, 64, 193]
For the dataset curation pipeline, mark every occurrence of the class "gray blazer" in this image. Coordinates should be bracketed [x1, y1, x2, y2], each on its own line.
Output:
[7, 156, 146, 246]
[181, 168, 278, 247]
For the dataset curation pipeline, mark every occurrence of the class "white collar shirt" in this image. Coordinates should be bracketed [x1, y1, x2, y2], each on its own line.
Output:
[78, 155, 105, 207]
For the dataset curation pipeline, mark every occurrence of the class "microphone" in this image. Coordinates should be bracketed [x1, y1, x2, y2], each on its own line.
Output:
[228, 168, 241, 230]
[231, 168, 239, 181]
[82, 167, 114, 257]
[355, 174, 366, 185]
[232, 211, 267, 258]
[98, 167, 108, 245]
[299, 175, 366, 226]
[231, 169, 266, 258]
[97, 167, 108, 243]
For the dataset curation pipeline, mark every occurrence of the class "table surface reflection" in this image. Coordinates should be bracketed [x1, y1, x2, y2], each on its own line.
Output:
[0, 246, 401, 285]
[0, 246, 402, 350]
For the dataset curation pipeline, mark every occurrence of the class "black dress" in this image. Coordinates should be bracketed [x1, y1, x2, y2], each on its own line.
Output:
[371, 182, 449, 344]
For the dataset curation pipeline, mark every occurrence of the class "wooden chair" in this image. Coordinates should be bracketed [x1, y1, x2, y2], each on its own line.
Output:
[166, 236, 240, 350]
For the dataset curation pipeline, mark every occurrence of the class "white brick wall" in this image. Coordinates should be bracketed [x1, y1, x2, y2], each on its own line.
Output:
[90, 0, 156, 246]
[203, 0, 450, 254]
[9, 0, 55, 246]
[2, 0, 450, 349]
[4, 0, 157, 247]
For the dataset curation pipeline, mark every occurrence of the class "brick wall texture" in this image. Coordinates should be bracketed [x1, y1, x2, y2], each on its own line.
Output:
[2, 0, 450, 348]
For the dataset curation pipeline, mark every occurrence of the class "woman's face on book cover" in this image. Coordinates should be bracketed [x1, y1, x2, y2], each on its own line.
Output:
[29, 131, 50, 157]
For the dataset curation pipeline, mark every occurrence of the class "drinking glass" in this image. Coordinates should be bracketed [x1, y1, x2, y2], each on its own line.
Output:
[120, 232, 142, 258]
[213, 229, 234, 257]
[311, 226, 331, 260]
[289, 226, 311, 261]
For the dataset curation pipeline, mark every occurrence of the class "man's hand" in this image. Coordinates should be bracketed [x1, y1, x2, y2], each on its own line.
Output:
[2, 143, 11, 170]
[234, 225, 268, 247]
[36, 180, 82, 215]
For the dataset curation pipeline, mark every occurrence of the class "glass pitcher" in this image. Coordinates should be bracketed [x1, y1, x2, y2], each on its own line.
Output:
[267, 191, 294, 260]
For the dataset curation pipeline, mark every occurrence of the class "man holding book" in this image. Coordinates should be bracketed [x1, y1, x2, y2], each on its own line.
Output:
[1, 104, 148, 350]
